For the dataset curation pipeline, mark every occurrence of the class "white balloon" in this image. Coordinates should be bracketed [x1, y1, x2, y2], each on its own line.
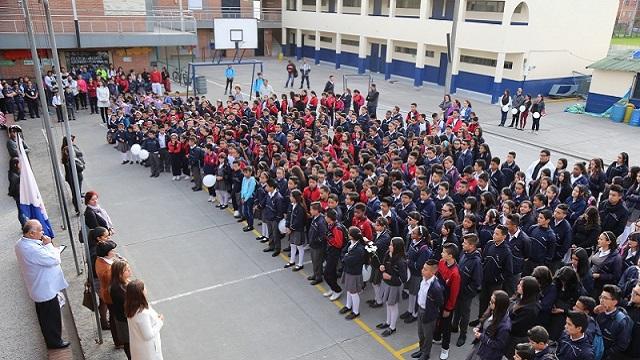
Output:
[511, 108, 518, 115]
[130, 144, 141, 155]
[278, 219, 287, 234]
[362, 265, 372, 282]
[202, 174, 216, 187]
[501, 105, 509, 112]
[139, 149, 149, 160]
[533, 112, 541, 119]
[519, 105, 526, 112]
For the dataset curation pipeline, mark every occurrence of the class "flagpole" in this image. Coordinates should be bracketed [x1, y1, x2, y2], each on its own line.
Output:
[39, 0, 103, 343]
[21, 0, 81, 275]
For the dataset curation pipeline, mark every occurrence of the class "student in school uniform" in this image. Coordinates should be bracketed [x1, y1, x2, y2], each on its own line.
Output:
[339, 227, 367, 320]
[240, 166, 257, 232]
[284, 189, 307, 271]
[402, 225, 433, 324]
[307, 202, 328, 285]
[114, 123, 130, 164]
[323, 209, 346, 301]
[433, 243, 461, 360]
[451, 234, 483, 347]
[367, 217, 392, 309]
[375, 237, 408, 337]
[263, 178, 286, 256]
[141, 131, 161, 178]
[411, 259, 445, 360]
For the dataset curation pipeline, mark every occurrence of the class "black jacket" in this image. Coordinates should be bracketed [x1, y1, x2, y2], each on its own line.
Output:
[458, 249, 482, 296]
[307, 215, 328, 249]
[8, 170, 20, 201]
[85, 207, 108, 230]
[482, 240, 513, 285]
[508, 300, 540, 338]
[381, 254, 408, 287]
[342, 241, 366, 275]
[598, 200, 629, 237]
[286, 203, 306, 232]
[508, 230, 531, 275]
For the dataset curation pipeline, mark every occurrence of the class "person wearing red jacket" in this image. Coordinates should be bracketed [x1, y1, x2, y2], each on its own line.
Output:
[303, 176, 321, 208]
[167, 133, 183, 180]
[434, 243, 461, 360]
[324, 209, 345, 300]
[149, 66, 163, 95]
[87, 78, 98, 114]
[352, 89, 365, 112]
[352, 203, 374, 241]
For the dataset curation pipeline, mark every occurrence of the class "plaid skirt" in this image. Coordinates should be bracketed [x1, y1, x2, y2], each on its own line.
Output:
[341, 272, 364, 294]
[115, 141, 129, 153]
[380, 282, 402, 305]
[288, 231, 305, 246]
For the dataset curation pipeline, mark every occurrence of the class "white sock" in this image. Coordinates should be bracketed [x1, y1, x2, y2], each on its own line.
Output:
[351, 292, 360, 315]
[389, 303, 399, 330]
[290, 245, 298, 264]
[408, 294, 416, 316]
[386, 304, 391, 325]
[121, 152, 127, 161]
[262, 222, 269, 237]
[296, 245, 305, 266]
[346, 293, 353, 309]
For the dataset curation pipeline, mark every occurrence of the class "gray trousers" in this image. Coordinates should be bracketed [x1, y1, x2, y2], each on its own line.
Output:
[310, 247, 325, 281]
[266, 220, 280, 251]
[417, 308, 436, 360]
[148, 152, 161, 176]
[191, 165, 202, 189]
[452, 292, 476, 334]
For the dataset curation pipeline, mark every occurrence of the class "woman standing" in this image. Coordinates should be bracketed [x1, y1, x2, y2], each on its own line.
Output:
[505, 276, 540, 358]
[125, 280, 164, 360]
[110, 260, 132, 359]
[214, 151, 231, 209]
[606, 152, 629, 183]
[467, 290, 511, 360]
[61, 135, 85, 215]
[367, 217, 391, 309]
[96, 80, 111, 123]
[8, 157, 28, 226]
[339, 227, 367, 320]
[498, 90, 511, 127]
[95, 239, 122, 346]
[548, 266, 582, 340]
[529, 95, 545, 133]
[587, 158, 607, 202]
[167, 133, 183, 181]
[517, 94, 532, 131]
[571, 247, 594, 295]
[590, 231, 623, 299]
[84, 191, 114, 233]
[375, 237, 408, 337]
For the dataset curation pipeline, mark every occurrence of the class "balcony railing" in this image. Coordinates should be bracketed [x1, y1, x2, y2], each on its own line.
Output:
[153, 6, 282, 24]
[0, 6, 197, 34]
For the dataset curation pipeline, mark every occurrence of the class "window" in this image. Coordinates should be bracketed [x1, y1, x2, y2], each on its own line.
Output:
[307, 35, 316, 40]
[286, 0, 297, 10]
[395, 46, 417, 55]
[466, 1, 505, 12]
[343, 0, 361, 7]
[302, 0, 316, 5]
[396, 0, 420, 9]
[320, 36, 333, 43]
[460, 55, 513, 69]
[341, 39, 359, 46]
[513, 2, 524, 13]
[425, 50, 435, 57]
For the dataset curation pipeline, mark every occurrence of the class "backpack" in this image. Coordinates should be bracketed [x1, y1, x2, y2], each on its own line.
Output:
[592, 333, 604, 360]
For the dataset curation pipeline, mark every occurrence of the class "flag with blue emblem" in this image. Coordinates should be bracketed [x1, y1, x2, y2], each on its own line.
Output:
[17, 136, 55, 237]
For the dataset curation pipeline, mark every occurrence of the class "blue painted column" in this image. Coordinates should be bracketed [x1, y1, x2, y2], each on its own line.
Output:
[450, 74, 458, 94]
[414, 67, 423, 87]
[384, 38, 392, 80]
[296, 47, 302, 60]
[384, 63, 391, 80]
[295, 29, 303, 60]
[357, 58, 366, 74]
[414, 42, 425, 87]
[314, 30, 321, 64]
[491, 82, 502, 104]
[335, 33, 342, 69]
[357, 35, 367, 74]
[336, 52, 342, 69]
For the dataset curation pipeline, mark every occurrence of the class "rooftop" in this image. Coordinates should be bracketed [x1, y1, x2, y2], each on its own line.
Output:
[588, 49, 640, 72]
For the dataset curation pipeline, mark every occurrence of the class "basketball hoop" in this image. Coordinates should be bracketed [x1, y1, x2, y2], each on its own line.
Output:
[230, 29, 243, 51]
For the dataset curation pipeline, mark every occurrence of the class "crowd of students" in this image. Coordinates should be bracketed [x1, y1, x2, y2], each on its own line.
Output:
[88, 64, 640, 360]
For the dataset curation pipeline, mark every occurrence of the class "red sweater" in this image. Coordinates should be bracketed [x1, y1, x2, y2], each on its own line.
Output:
[437, 259, 461, 312]
[327, 224, 344, 249]
[352, 216, 373, 241]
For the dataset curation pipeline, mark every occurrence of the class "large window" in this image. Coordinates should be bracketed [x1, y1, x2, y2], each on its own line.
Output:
[396, 0, 420, 9]
[309, 35, 334, 43]
[395, 46, 417, 55]
[302, 0, 316, 5]
[341, 39, 360, 46]
[343, 0, 361, 7]
[466, 1, 505, 12]
[460, 55, 513, 69]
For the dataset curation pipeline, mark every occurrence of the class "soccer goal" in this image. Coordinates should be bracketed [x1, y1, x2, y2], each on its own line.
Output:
[342, 74, 372, 94]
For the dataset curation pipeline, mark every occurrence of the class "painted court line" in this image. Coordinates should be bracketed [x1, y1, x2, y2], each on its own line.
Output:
[150, 261, 311, 305]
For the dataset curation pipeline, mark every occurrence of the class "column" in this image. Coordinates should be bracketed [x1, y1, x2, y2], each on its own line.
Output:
[384, 38, 393, 80]
[316, 0, 321, 12]
[449, 47, 460, 94]
[314, 30, 321, 64]
[281, 27, 288, 56]
[419, 0, 428, 20]
[361, 0, 369, 16]
[296, 29, 303, 60]
[357, 35, 367, 74]
[414, 42, 425, 87]
[296, 0, 303, 11]
[335, 33, 342, 69]
[389, 0, 396, 17]
[491, 52, 506, 103]
[337, 0, 343, 14]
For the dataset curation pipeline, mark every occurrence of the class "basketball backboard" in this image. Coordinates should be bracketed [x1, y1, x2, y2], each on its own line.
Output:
[213, 18, 258, 50]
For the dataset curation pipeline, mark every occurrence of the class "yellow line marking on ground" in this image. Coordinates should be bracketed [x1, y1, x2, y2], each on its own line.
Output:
[223, 206, 407, 359]
[395, 342, 419, 355]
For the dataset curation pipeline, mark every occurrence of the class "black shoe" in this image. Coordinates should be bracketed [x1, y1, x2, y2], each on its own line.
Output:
[284, 262, 295, 268]
[292, 265, 304, 272]
[366, 299, 376, 306]
[369, 302, 383, 308]
[310, 279, 322, 285]
[507, 125, 514, 128]
[456, 335, 466, 347]
[243, 226, 254, 232]
[153, 174, 160, 177]
[256, 235, 265, 241]
[271, 251, 280, 257]
[47, 340, 70, 349]
[469, 319, 480, 327]
[411, 351, 423, 359]
[376, 322, 390, 329]
[345, 312, 359, 320]
[122, 161, 129, 165]
[381, 328, 396, 337]
[263, 248, 274, 252]
[404, 315, 417, 324]
[260, 238, 269, 243]
[283, 247, 291, 252]
[150, 174, 155, 177]
[192, 187, 202, 192]
[399, 311, 411, 320]
[339, 306, 351, 314]
[220, 205, 228, 210]
[307, 275, 315, 281]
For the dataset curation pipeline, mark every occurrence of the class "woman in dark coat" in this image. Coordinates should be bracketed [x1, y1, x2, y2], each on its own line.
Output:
[548, 266, 583, 341]
[590, 231, 623, 300]
[368, 217, 391, 309]
[84, 190, 113, 232]
[8, 157, 27, 226]
[339, 227, 367, 320]
[468, 290, 511, 360]
[505, 276, 540, 358]
[571, 206, 601, 255]
[109, 259, 132, 359]
[376, 236, 408, 337]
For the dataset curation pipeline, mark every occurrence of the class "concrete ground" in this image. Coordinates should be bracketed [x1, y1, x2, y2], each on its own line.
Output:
[2, 56, 639, 360]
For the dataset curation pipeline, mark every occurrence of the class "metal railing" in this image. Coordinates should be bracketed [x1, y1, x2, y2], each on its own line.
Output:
[0, 6, 197, 34]
[153, 6, 282, 23]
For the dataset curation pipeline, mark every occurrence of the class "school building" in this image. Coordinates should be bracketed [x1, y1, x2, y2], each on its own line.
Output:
[280, 0, 619, 102]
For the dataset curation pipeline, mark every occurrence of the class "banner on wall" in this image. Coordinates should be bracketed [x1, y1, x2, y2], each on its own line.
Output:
[67, 51, 111, 68]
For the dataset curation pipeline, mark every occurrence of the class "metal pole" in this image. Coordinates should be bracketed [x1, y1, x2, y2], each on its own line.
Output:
[41, 0, 103, 343]
[21, 0, 81, 276]
[444, 0, 460, 95]
[71, 0, 81, 48]
[179, 0, 185, 32]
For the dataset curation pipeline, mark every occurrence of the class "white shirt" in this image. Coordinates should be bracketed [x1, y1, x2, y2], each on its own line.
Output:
[15, 237, 69, 302]
[417, 276, 435, 309]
